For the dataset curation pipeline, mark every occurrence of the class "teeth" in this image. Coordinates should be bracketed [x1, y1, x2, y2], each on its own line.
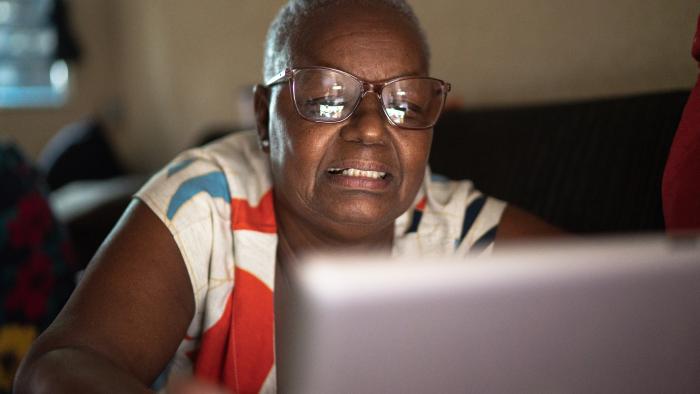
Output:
[328, 167, 387, 179]
[343, 168, 386, 179]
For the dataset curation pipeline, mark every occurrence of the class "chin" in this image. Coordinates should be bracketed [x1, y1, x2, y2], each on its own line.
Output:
[322, 202, 396, 229]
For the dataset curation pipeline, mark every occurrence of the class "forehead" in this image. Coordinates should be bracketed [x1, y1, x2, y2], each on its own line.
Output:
[289, 4, 428, 81]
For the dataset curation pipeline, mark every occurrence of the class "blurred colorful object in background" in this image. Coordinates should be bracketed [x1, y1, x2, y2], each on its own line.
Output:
[0, 142, 78, 393]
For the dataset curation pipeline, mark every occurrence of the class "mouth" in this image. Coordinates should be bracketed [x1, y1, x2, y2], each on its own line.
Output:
[324, 161, 395, 191]
[327, 167, 388, 180]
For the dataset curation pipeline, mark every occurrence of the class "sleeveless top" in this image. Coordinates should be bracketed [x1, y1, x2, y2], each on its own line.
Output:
[135, 130, 506, 393]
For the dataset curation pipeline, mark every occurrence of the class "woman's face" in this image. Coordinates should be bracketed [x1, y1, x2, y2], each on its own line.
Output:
[260, 5, 432, 241]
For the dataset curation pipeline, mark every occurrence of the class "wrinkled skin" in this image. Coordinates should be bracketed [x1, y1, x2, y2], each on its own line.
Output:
[255, 4, 432, 258]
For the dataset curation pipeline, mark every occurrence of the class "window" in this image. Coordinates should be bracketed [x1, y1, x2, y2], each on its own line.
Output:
[0, 0, 69, 108]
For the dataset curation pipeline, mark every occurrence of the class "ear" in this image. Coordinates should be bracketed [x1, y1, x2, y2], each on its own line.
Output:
[253, 84, 271, 153]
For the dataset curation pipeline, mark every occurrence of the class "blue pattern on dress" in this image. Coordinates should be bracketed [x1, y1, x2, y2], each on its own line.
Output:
[470, 225, 498, 253]
[430, 173, 450, 182]
[167, 159, 195, 177]
[166, 171, 231, 219]
[458, 195, 486, 243]
[404, 210, 423, 234]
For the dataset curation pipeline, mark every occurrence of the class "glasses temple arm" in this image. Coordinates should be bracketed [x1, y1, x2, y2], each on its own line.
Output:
[264, 68, 292, 87]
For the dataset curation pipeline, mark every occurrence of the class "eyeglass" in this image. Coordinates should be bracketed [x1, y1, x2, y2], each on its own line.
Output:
[265, 66, 451, 130]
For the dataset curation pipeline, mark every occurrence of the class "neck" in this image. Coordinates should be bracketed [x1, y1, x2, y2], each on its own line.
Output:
[275, 206, 394, 267]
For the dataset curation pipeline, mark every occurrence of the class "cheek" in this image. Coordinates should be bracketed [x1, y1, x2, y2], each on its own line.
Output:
[268, 114, 292, 176]
[268, 98, 332, 198]
[398, 132, 433, 186]
[268, 95, 304, 179]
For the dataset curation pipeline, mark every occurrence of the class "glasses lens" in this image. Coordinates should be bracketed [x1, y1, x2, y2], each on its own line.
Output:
[293, 69, 361, 122]
[382, 78, 445, 128]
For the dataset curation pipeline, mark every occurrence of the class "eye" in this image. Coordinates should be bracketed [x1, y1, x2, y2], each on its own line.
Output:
[301, 97, 348, 119]
[385, 99, 424, 120]
[301, 81, 349, 108]
[387, 100, 424, 113]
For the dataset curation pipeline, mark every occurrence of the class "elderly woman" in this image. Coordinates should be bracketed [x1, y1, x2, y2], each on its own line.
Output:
[15, 0, 560, 392]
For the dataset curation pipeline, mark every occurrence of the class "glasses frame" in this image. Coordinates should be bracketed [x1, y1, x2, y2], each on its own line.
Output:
[265, 66, 452, 130]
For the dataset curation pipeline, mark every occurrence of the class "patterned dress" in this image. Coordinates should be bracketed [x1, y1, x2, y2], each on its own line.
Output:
[136, 130, 506, 393]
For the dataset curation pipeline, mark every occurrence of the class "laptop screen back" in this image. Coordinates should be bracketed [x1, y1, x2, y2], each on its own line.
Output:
[275, 235, 700, 393]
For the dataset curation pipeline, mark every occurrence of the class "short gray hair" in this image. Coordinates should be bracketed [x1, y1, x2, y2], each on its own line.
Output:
[263, 0, 430, 82]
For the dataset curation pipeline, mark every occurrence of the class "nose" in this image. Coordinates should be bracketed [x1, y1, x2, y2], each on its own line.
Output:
[339, 92, 389, 145]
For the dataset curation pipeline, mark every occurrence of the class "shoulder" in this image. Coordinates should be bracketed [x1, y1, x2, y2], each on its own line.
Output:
[419, 172, 562, 254]
[495, 204, 564, 242]
[136, 130, 271, 222]
[394, 172, 507, 255]
[164, 129, 268, 186]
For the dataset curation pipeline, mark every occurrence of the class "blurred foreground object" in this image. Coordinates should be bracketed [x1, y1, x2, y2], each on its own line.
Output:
[662, 14, 700, 230]
[277, 235, 700, 393]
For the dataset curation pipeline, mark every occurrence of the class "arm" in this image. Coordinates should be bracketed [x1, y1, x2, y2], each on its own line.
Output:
[495, 204, 564, 243]
[14, 200, 194, 393]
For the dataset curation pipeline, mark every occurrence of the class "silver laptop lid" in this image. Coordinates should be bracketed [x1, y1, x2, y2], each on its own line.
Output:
[275, 235, 700, 394]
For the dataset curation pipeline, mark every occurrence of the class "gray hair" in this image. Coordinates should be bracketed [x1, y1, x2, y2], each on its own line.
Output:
[263, 0, 430, 82]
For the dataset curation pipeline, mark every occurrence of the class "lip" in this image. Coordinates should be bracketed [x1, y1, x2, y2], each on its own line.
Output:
[323, 159, 396, 191]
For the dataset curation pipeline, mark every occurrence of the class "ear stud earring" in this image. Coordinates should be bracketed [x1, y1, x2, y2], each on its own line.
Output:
[261, 139, 270, 148]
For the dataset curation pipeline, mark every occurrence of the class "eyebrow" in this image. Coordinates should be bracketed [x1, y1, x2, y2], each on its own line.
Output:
[292, 57, 426, 82]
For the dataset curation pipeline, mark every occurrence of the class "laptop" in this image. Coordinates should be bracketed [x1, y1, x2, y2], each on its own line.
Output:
[274, 234, 700, 393]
